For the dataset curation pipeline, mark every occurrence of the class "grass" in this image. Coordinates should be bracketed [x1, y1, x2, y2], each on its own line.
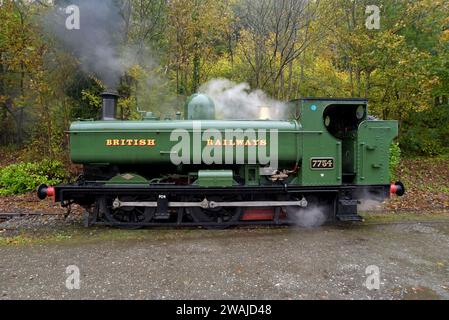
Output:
[0, 232, 72, 246]
[362, 210, 449, 224]
[0, 225, 231, 247]
[0, 226, 158, 246]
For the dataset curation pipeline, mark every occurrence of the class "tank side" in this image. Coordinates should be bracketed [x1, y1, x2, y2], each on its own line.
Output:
[69, 120, 302, 166]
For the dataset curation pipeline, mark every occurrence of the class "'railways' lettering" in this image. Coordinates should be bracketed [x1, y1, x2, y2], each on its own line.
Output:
[207, 139, 267, 147]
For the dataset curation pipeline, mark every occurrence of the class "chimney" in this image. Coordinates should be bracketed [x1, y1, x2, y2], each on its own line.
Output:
[100, 91, 119, 120]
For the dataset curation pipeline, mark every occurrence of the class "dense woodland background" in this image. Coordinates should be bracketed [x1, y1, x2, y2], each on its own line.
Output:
[0, 0, 448, 163]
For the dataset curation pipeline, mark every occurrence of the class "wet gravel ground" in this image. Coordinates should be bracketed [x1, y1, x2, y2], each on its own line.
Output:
[0, 214, 79, 232]
[1, 216, 449, 300]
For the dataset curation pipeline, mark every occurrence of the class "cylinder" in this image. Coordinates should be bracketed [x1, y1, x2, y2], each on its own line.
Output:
[101, 91, 119, 120]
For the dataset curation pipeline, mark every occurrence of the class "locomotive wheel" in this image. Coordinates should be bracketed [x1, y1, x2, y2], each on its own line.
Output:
[99, 197, 154, 229]
[185, 195, 243, 229]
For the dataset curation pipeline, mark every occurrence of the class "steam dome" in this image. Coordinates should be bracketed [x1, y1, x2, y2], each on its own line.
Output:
[184, 93, 216, 120]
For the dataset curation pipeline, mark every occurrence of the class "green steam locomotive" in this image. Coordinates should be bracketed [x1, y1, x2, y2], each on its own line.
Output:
[37, 92, 404, 228]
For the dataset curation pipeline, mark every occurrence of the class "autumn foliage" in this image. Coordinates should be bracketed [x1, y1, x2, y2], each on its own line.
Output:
[0, 0, 448, 161]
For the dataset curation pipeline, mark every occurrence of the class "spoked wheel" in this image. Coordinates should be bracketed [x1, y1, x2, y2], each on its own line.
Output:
[185, 195, 243, 229]
[99, 197, 155, 229]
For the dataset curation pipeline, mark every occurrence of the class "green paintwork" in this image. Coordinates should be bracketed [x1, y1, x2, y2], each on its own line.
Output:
[300, 137, 342, 186]
[197, 170, 234, 187]
[70, 97, 398, 188]
[295, 99, 365, 186]
[356, 120, 398, 184]
[244, 165, 260, 186]
[106, 173, 147, 184]
[69, 120, 301, 165]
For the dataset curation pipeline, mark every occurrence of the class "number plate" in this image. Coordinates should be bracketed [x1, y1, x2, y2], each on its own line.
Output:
[310, 157, 334, 170]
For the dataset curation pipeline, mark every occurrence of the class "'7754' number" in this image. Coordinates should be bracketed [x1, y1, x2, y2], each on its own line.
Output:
[311, 158, 334, 169]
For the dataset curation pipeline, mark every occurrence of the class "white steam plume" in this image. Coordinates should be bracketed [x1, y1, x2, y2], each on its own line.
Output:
[286, 206, 327, 228]
[44, 0, 137, 90]
[199, 79, 287, 120]
[356, 189, 386, 212]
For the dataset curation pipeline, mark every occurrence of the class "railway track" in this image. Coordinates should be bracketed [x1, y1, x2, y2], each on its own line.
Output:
[0, 212, 62, 217]
[0, 212, 62, 221]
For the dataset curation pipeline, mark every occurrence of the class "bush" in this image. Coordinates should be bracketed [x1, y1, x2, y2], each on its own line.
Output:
[0, 160, 67, 196]
[389, 142, 401, 181]
[400, 104, 449, 156]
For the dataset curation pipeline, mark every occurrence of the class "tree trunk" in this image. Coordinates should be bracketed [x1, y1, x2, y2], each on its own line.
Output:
[278, 68, 284, 99]
[355, 67, 361, 97]
[286, 60, 293, 100]
[364, 71, 371, 98]
[349, 64, 354, 96]
[296, 50, 306, 99]
[191, 50, 200, 93]
[0, 55, 6, 145]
